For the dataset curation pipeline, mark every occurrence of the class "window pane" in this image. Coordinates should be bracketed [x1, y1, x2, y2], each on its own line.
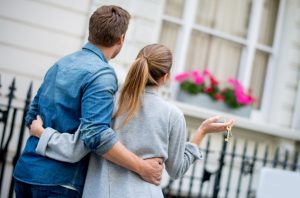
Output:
[164, 0, 185, 18]
[195, 0, 252, 37]
[186, 30, 242, 83]
[250, 50, 269, 109]
[159, 21, 180, 54]
[258, 0, 279, 46]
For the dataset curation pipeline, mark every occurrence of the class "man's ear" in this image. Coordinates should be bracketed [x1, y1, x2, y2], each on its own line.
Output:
[117, 34, 125, 45]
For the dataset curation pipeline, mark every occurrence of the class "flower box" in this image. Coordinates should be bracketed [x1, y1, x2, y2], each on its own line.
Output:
[177, 90, 252, 118]
[175, 69, 255, 118]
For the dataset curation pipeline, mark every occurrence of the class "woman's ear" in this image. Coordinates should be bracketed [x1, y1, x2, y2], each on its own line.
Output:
[160, 74, 169, 84]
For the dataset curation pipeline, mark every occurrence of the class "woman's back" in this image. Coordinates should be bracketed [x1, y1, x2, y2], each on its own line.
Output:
[83, 88, 201, 198]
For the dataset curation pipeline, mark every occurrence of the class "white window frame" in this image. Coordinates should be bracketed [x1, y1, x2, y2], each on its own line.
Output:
[163, 0, 286, 121]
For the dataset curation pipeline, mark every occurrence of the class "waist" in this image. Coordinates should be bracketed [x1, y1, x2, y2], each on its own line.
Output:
[13, 137, 89, 193]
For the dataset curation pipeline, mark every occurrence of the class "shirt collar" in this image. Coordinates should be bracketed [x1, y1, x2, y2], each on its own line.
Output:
[82, 42, 108, 63]
[145, 86, 158, 95]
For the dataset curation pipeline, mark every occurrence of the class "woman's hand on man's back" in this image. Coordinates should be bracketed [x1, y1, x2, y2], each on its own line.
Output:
[30, 115, 44, 138]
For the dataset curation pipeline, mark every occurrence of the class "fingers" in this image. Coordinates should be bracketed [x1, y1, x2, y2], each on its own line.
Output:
[149, 157, 163, 165]
[225, 119, 235, 127]
[210, 116, 234, 125]
[37, 115, 42, 122]
[208, 115, 221, 122]
[153, 170, 162, 186]
[153, 179, 161, 186]
[142, 157, 164, 185]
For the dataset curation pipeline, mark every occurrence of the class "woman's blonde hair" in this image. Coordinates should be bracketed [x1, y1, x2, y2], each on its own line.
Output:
[113, 44, 172, 129]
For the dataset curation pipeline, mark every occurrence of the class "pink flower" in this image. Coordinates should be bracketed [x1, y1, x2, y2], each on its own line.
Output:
[191, 70, 204, 85]
[203, 69, 212, 77]
[203, 69, 219, 86]
[175, 72, 190, 83]
[228, 78, 255, 105]
[228, 78, 244, 92]
[235, 89, 255, 105]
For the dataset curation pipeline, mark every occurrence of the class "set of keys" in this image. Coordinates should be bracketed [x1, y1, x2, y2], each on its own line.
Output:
[224, 125, 232, 142]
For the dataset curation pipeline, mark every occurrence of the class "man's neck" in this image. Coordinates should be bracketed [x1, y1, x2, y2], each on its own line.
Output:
[95, 44, 114, 61]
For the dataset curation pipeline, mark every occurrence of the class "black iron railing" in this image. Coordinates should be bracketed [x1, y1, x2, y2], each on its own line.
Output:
[0, 75, 299, 198]
[0, 76, 32, 198]
[162, 134, 300, 198]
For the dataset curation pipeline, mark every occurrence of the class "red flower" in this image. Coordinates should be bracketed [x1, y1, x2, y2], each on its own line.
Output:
[210, 76, 219, 86]
[204, 87, 213, 93]
[214, 93, 224, 101]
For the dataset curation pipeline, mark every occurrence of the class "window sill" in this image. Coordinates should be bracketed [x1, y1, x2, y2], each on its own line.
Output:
[170, 100, 300, 141]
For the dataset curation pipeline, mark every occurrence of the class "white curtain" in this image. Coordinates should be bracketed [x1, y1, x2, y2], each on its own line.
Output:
[186, 30, 242, 85]
[159, 21, 180, 54]
[164, 0, 184, 18]
[195, 0, 252, 37]
[185, 0, 251, 84]
[160, 0, 279, 108]
[251, 0, 279, 108]
[251, 50, 268, 108]
[258, 0, 279, 46]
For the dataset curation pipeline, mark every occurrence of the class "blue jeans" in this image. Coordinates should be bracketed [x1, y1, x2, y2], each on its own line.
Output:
[14, 180, 81, 198]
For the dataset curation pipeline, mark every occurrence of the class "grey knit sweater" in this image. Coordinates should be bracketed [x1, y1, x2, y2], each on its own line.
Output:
[35, 87, 202, 198]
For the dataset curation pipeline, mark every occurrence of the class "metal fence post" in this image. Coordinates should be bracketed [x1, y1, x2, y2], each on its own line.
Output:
[212, 133, 228, 198]
[8, 82, 32, 198]
[0, 78, 16, 196]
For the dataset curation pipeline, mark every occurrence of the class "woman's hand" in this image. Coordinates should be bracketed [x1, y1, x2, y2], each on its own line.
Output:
[191, 115, 234, 145]
[30, 115, 45, 138]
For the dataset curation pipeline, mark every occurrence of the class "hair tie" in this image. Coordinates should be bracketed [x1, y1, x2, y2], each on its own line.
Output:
[143, 56, 149, 62]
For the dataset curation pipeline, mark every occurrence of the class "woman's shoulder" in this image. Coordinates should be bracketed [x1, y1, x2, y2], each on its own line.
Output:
[149, 96, 184, 120]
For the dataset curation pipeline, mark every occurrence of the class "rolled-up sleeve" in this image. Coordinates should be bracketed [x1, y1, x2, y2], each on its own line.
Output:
[36, 127, 89, 163]
[80, 68, 118, 156]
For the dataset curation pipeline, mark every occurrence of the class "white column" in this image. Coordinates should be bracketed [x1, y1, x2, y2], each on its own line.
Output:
[237, 0, 264, 88]
[262, 0, 286, 122]
[170, 0, 198, 99]
[292, 70, 300, 129]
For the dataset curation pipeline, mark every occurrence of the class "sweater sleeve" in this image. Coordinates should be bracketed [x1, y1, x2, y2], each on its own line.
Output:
[35, 127, 90, 163]
[164, 111, 202, 179]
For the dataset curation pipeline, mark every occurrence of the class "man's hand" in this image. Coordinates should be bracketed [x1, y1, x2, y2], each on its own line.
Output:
[102, 142, 164, 185]
[30, 115, 44, 138]
[139, 158, 164, 186]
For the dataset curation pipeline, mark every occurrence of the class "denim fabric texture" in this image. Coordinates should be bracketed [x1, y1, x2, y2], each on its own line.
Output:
[14, 180, 81, 198]
[13, 42, 118, 194]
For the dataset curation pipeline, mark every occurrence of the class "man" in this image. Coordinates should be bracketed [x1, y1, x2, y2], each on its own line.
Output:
[13, 5, 163, 198]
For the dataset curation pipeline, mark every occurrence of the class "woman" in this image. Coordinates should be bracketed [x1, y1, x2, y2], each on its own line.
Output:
[30, 44, 234, 198]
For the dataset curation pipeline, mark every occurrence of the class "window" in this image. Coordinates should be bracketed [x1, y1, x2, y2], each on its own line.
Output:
[160, 0, 282, 112]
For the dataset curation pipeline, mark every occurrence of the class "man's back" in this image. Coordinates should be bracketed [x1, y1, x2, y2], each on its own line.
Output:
[13, 43, 118, 194]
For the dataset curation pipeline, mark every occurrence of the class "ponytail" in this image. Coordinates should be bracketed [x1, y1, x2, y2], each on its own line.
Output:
[113, 57, 149, 129]
[113, 44, 172, 130]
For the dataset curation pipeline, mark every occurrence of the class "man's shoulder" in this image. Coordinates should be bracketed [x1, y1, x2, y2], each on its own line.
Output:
[58, 50, 115, 76]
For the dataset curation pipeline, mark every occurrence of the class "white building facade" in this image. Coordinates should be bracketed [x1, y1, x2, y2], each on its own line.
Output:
[0, 0, 300, 197]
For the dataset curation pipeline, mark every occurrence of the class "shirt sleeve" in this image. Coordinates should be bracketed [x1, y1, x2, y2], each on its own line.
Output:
[35, 68, 118, 162]
[25, 65, 56, 127]
[165, 111, 202, 179]
[25, 89, 40, 127]
[35, 127, 89, 163]
[79, 69, 118, 156]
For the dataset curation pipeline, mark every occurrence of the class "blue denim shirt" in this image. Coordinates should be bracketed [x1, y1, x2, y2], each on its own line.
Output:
[13, 43, 118, 194]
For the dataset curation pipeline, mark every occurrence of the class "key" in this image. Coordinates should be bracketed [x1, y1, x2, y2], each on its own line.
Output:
[225, 125, 232, 142]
